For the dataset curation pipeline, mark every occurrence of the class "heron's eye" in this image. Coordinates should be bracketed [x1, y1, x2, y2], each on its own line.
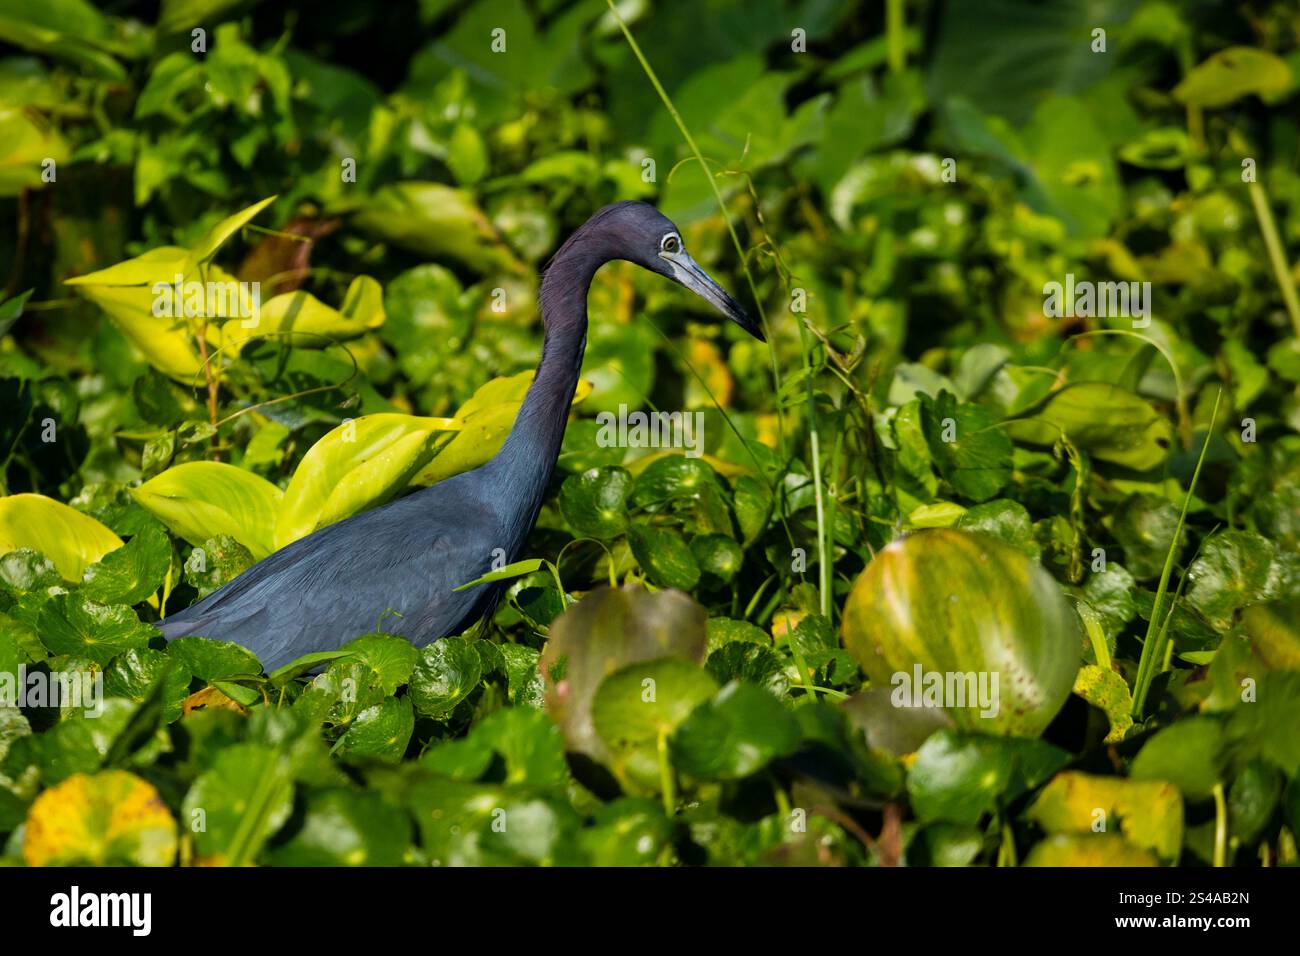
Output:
[660, 234, 681, 255]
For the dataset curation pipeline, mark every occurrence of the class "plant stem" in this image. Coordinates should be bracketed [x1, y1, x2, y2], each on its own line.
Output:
[1248, 179, 1300, 338]
[1131, 389, 1222, 716]
[657, 728, 676, 816]
[886, 0, 906, 73]
[1212, 782, 1228, 868]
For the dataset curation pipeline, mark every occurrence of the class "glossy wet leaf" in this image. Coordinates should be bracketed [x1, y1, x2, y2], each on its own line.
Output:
[907, 730, 1069, 825]
[409, 637, 482, 718]
[628, 525, 700, 591]
[559, 467, 632, 539]
[182, 742, 295, 865]
[1007, 383, 1173, 471]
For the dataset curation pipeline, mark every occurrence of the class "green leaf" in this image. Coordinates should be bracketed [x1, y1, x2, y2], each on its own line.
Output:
[907, 730, 1069, 825]
[267, 651, 353, 688]
[453, 558, 544, 591]
[628, 525, 700, 591]
[275, 413, 460, 548]
[183, 534, 254, 599]
[36, 593, 155, 665]
[922, 392, 1012, 502]
[167, 636, 263, 681]
[559, 467, 633, 539]
[182, 742, 295, 865]
[132, 461, 284, 559]
[541, 586, 708, 761]
[339, 633, 419, 693]
[1007, 383, 1173, 471]
[409, 637, 482, 717]
[81, 524, 170, 606]
[1130, 717, 1226, 801]
[672, 681, 800, 780]
[268, 789, 410, 866]
[1072, 664, 1134, 743]
[337, 696, 413, 762]
[1174, 47, 1292, 108]
[592, 657, 717, 790]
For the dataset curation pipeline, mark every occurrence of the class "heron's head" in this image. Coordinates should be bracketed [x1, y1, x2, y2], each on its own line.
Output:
[584, 201, 764, 341]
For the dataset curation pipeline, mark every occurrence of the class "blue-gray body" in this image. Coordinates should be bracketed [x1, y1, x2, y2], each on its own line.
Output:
[156, 202, 760, 671]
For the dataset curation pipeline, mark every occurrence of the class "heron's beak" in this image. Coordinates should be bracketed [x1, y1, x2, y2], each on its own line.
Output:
[661, 250, 765, 342]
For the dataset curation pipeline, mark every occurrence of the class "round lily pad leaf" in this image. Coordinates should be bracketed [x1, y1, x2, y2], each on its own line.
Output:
[409, 637, 482, 718]
[269, 789, 411, 866]
[559, 466, 632, 539]
[672, 681, 800, 780]
[628, 525, 699, 590]
[167, 636, 264, 681]
[341, 632, 420, 694]
[593, 657, 717, 790]
[23, 769, 177, 866]
[691, 533, 743, 586]
[337, 696, 414, 762]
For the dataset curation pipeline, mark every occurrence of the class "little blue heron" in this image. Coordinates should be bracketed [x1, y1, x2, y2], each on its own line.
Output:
[158, 201, 763, 670]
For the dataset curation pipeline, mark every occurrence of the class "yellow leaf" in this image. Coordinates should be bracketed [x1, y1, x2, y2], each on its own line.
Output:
[275, 413, 462, 548]
[0, 108, 69, 197]
[23, 770, 178, 866]
[132, 461, 283, 559]
[412, 373, 593, 487]
[0, 493, 123, 581]
[222, 275, 386, 349]
[192, 194, 277, 262]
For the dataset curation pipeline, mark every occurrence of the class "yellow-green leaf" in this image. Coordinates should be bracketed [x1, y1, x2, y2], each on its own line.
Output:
[0, 107, 70, 197]
[23, 770, 178, 866]
[0, 493, 124, 581]
[275, 413, 462, 548]
[192, 194, 277, 262]
[1024, 833, 1159, 866]
[224, 275, 386, 348]
[132, 461, 283, 559]
[412, 373, 593, 487]
[1027, 771, 1183, 862]
[65, 250, 251, 381]
[1006, 382, 1173, 471]
[1174, 47, 1292, 109]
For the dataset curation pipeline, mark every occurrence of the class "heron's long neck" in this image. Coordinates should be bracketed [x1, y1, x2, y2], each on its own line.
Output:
[489, 248, 601, 520]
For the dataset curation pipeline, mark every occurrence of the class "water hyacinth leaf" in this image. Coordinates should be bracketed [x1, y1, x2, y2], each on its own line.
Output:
[167, 637, 263, 681]
[132, 461, 283, 559]
[1007, 383, 1173, 471]
[1025, 834, 1159, 866]
[81, 523, 171, 606]
[559, 467, 632, 539]
[339, 632, 420, 693]
[268, 789, 411, 866]
[841, 529, 1081, 736]
[23, 770, 177, 866]
[1130, 717, 1226, 801]
[409, 636, 482, 717]
[337, 696, 413, 762]
[182, 743, 295, 865]
[630, 456, 721, 510]
[104, 648, 190, 724]
[184, 534, 254, 599]
[672, 681, 800, 780]
[691, 534, 743, 586]
[541, 586, 707, 761]
[36, 593, 156, 664]
[907, 730, 1069, 825]
[628, 525, 700, 591]
[1028, 771, 1184, 861]
[592, 657, 717, 789]
[0, 493, 124, 582]
[275, 413, 461, 547]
